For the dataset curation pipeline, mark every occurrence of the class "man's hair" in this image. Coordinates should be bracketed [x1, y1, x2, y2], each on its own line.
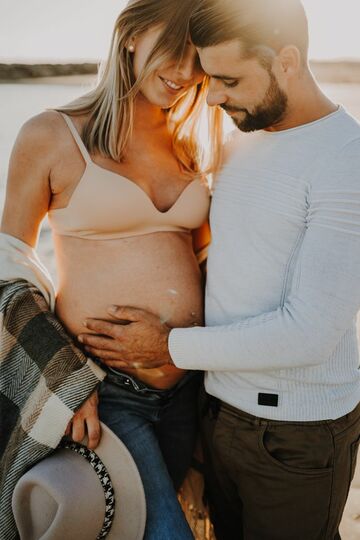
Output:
[190, 0, 309, 63]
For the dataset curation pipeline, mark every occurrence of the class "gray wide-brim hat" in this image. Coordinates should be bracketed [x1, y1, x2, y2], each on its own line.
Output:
[12, 422, 146, 540]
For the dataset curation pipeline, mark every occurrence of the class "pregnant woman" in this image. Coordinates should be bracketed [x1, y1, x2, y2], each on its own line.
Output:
[0, 0, 222, 538]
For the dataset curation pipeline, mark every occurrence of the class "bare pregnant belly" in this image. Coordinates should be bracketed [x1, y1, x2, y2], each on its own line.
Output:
[54, 232, 203, 389]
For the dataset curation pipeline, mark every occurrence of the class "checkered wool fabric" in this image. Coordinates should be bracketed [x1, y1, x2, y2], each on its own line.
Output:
[0, 279, 104, 540]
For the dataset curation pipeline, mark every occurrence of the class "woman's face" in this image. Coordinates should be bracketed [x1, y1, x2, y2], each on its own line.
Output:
[131, 25, 205, 108]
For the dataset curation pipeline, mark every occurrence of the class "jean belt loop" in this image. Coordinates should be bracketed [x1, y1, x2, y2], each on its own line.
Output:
[255, 416, 266, 427]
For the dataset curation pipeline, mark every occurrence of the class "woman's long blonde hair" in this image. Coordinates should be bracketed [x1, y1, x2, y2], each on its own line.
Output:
[57, 0, 223, 175]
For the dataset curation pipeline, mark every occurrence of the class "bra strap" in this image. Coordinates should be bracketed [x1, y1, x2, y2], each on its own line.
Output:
[59, 112, 91, 164]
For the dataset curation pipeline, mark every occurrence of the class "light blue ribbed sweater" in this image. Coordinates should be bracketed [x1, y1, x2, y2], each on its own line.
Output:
[169, 107, 360, 420]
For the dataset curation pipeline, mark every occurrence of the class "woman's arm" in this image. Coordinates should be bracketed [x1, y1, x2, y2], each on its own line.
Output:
[1, 112, 55, 244]
[1, 113, 102, 448]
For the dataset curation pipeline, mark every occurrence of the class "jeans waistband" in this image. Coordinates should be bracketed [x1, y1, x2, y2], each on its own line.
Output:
[103, 364, 198, 400]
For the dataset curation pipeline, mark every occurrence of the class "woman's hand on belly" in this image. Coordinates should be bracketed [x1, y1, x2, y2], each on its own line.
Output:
[78, 305, 175, 369]
[65, 390, 101, 449]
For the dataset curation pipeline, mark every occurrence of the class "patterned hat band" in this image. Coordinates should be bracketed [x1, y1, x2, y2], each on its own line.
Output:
[59, 439, 116, 539]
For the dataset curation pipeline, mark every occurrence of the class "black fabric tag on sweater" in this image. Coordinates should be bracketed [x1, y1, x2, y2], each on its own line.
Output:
[258, 393, 279, 407]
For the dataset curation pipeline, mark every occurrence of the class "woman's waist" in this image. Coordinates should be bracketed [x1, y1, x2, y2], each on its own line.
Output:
[99, 363, 200, 393]
[101, 363, 189, 390]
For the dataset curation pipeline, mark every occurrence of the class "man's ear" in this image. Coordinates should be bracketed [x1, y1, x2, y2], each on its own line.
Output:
[277, 45, 302, 77]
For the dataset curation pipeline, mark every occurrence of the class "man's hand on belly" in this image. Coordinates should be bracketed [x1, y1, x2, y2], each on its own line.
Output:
[78, 306, 174, 369]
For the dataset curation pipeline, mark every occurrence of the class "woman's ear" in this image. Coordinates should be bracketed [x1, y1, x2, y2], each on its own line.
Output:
[126, 37, 136, 53]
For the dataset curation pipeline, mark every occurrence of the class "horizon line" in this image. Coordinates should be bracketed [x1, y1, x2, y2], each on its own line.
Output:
[1, 56, 360, 65]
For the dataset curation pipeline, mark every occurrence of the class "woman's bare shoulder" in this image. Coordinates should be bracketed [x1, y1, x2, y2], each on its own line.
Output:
[3, 111, 67, 243]
[8, 111, 71, 190]
[16, 110, 64, 150]
[9, 110, 74, 178]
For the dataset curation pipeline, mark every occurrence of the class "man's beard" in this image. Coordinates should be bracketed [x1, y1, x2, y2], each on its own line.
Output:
[222, 72, 288, 132]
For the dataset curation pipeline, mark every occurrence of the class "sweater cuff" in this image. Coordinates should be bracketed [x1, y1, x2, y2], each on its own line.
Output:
[168, 327, 204, 369]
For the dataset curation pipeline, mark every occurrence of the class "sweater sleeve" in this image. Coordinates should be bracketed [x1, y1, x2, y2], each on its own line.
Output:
[0, 232, 56, 310]
[169, 139, 360, 371]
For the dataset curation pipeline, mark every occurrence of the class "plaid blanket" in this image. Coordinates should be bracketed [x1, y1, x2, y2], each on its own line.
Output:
[0, 279, 105, 540]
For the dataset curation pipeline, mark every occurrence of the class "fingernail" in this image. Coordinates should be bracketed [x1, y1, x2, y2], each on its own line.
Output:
[108, 305, 118, 314]
[83, 321, 88, 327]
[78, 336, 83, 343]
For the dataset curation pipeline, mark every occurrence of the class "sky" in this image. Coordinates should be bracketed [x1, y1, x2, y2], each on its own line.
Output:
[0, 0, 360, 62]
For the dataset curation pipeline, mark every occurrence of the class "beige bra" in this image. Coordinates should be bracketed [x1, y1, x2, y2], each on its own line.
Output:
[48, 113, 210, 241]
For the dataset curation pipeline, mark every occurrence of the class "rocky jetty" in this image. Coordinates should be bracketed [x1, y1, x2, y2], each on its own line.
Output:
[0, 62, 98, 81]
[0, 60, 360, 83]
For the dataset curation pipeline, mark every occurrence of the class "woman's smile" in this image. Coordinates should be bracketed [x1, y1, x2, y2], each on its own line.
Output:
[159, 75, 185, 94]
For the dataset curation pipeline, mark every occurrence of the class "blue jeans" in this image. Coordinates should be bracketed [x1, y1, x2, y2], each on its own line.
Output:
[98, 369, 200, 540]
